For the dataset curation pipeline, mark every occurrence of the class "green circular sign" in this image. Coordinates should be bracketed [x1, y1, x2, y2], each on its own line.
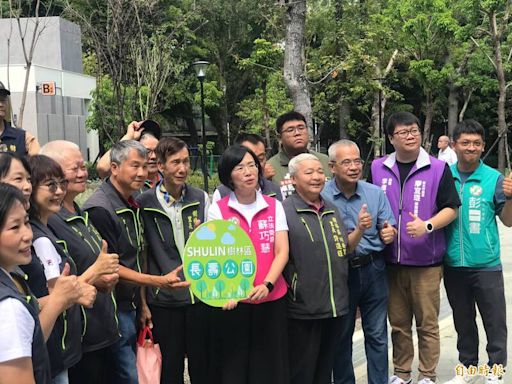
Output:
[183, 220, 257, 307]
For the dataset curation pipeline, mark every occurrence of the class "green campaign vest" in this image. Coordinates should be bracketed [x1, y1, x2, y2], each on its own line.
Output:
[445, 161, 501, 268]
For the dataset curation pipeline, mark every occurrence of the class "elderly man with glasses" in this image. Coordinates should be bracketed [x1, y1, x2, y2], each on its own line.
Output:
[368, 112, 460, 384]
[322, 139, 397, 384]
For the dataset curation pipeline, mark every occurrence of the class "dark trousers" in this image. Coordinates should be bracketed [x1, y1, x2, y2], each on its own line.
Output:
[288, 316, 344, 384]
[444, 268, 507, 367]
[68, 347, 110, 384]
[333, 256, 389, 384]
[208, 298, 289, 384]
[149, 302, 210, 384]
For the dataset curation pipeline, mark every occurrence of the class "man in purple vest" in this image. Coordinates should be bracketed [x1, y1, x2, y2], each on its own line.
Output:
[369, 112, 460, 384]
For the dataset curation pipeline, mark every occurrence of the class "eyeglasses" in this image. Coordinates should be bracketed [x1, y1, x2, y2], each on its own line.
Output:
[233, 162, 257, 173]
[457, 140, 484, 148]
[282, 125, 307, 135]
[40, 179, 69, 193]
[332, 159, 364, 167]
[393, 127, 421, 138]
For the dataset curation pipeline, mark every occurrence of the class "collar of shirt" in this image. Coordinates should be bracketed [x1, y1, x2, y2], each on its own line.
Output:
[227, 189, 269, 211]
[0, 121, 16, 139]
[106, 178, 138, 208]
[158, 181, 186, 207]
[329, 179, 361, 201]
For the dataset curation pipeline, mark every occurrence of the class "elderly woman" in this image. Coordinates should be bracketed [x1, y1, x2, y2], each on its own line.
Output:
[283, 153, 352, 384]
[207, 144, 289, 384]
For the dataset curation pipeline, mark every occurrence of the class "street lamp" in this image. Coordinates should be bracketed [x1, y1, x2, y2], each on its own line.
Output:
[192, 60, 209, 192]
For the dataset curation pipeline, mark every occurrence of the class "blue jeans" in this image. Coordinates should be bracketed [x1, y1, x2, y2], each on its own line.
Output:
[333, 255, 389, 384]
[109, 309, 138, 384]
[52, 369, 69, 384]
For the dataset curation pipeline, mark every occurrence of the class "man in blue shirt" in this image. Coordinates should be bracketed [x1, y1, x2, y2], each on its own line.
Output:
[322, 139, 397, 384]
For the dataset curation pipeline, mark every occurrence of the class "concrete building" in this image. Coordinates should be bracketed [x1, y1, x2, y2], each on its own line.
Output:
[0, 16, 98, 160]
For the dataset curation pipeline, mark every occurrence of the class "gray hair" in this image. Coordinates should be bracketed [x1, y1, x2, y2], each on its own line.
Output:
[110, 140, 147, 165]
[40, 140, 80, 163]
[288, 153, 321, 176]
[328, 139, 359, 161]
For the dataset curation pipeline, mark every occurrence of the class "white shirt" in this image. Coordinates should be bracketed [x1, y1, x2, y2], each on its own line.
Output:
[0, 268, 35, 363]
[438, 146, 457, 166]
[156, 187, 210, 257]
[32, 237, 62, 281]
[208, 191, 288, 232]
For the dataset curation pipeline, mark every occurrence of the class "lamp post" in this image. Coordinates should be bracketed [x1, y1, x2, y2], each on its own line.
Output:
[193, 60, 209, 192]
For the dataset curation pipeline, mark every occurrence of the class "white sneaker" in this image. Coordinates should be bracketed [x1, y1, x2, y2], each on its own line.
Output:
[443, 375, 479, 384]
[389, 375, 412, 384]
[485, 373, 503, 383]
[418, 378, 436, 384]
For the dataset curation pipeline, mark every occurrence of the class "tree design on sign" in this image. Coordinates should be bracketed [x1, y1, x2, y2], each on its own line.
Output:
[183, 220, 257, 307]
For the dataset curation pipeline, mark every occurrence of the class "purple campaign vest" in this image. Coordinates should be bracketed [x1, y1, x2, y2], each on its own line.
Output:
[371, 149, 446, 266]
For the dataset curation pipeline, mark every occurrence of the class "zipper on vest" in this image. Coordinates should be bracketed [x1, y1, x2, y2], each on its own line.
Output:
[291, 273, 298, 301]
[317, 213, 337, 318]
[300, 217, 314, 242]
[153, 218, 165, 242]
[61, 310, 68, 350]
[111, 292, 121, 336]
[80, 306, 87, 338]
[459, 182, 464, 266]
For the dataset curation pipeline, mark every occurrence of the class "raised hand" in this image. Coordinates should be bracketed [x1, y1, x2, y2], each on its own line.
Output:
[51, 263, 82, 310]
[357, 204, 372, 231]
[406, 212, 426, 238]
[379, 220, 397, 244]
[76, 281, 97, 308]
[93, 241, 120, 276]
[124, 121, 144, 141]
[503, 174, 512, 198]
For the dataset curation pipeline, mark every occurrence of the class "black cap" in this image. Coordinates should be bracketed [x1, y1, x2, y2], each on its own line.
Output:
[140, 119, 161, 140]
[0, 82, 10, 96]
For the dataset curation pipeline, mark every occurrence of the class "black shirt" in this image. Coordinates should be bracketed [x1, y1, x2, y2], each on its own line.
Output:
[368, 160, 460, 210]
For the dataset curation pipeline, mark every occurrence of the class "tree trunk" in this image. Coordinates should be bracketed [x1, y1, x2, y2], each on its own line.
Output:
[447, 84, 459, 136]
[338, 96, 350, 140]
[422, 92, 434, 152]
[283, 0, 313, 138]
[370, 90, 383, 158]
[490, 10, 508, 172]
[262, 80, 271, 150]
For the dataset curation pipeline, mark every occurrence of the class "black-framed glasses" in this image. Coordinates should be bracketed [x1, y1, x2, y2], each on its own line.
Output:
[393, 127, 421, 138]
[332, 159, 364, 167]
[40, 179, 69, 193]
[282, 125, 307, 135]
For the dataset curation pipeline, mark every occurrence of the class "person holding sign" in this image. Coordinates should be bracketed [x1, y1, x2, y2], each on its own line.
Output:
[137, 137, 209, 384]
[207, 144, 290, 384]
[282, 153, 350, 384]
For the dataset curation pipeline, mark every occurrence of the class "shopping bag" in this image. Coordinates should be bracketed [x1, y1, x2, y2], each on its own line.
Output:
[136, 326, 162, 384]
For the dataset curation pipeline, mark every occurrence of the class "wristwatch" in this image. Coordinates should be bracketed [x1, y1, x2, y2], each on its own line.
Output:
[425, 221, 434, 234]
[263, 281, 274, 293]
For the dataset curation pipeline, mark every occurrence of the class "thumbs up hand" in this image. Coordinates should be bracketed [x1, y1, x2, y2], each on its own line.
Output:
[92, 240, 120, 276]
[51, 263, 82, 310]
[503, 174, 512, 198]
[357, 204, 372, 231]
[406, 212, 426, 238]
[379, 220, 397, 244]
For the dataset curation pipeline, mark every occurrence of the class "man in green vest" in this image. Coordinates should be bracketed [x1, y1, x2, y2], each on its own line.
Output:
[443, 120, 512, 384]
[267, 111, 331, 198]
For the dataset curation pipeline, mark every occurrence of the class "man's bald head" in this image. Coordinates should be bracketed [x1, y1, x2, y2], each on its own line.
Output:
[40, 140, 81, 163]
[40, 140, 88, 196]
[438, 135, 450, 150]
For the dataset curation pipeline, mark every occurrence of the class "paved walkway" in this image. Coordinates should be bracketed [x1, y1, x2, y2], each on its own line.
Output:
[353, 222, 512, 383]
